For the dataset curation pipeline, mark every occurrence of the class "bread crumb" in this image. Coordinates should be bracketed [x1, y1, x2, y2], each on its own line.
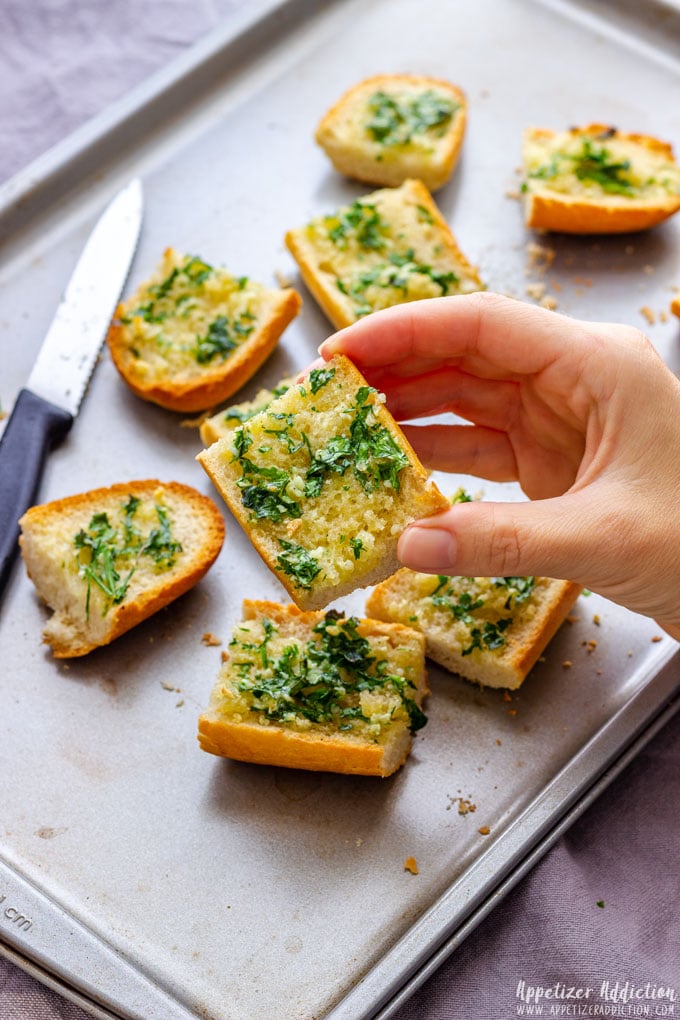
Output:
[525, 281, 546, 300]
[202, 632, 222, 646]
[457, 798, 477, 815]
[220, 650, 229, 664]
[404, 856, 419, 875]
[503, 691, 513, 703]
[639, 306, 655, 326]
[593, 614, 601, 626]
[539, 294, 558, 311]
[526, 242, 556, 270]
[176, 699, 185, 708]
[660, 310, 668, 323]
[651, 635, 663, 643]
[566, 615, 580, 625]
[505, 190, 520, 201]
[478, 826, 491, 835]
[596, 669, 603, 676]
[508, 708, 517, 716]
[161, 680, 178, 692]
[275, 269, 293, 289]
[586, 639, 598, 653]
[496, 739, 502, 746]
[643, 265, 655, 275]
[627, 650, 634, 657]
[562, 660, 573, 669]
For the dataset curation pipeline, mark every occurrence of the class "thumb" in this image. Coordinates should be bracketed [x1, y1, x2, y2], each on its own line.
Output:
[398, 495, 602, 584]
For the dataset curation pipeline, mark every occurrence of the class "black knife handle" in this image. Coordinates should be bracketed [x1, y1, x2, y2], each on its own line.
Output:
[0, 388, 73, 597]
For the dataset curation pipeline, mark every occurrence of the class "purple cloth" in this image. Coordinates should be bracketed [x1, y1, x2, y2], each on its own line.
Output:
[1, 2, 679, 1017]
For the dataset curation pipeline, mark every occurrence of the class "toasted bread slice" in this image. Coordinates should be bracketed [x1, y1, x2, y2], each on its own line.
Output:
[19, 480, 225, 658]
[366, 569, 581, 690]
[107, 248, 302, 412]
[198, 600, 428, 776]
[199, 377, 294, 446]
[197, 354, 449, 610]
[315, 74, 467, 191]
[522, 124, 680, 234]
[285, 178, 482, 330]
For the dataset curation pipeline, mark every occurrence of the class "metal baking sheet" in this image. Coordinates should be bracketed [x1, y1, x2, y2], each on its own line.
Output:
[1, 1, 679, 1018]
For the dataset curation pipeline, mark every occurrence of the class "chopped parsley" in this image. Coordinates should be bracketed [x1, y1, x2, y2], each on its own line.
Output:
[304, 386, 409, 496]
[74, 496, 182, 617]
[366, 89, 457, 147]
[428, 570, 535, 655]
[349, 537, 364, 560]
[232, 611, 426, 733]
[194, 312, 255, 364]
[308, 366, 336, 394]
[528, 138, 636, 196]
[324, 201, 387, 251]
[276, 540, 322, 590]
[462, 618, 513, 656]
[339, 248, 458, 317]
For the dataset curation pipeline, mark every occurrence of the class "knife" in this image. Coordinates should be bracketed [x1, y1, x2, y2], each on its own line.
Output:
[0, 178, 143, 596]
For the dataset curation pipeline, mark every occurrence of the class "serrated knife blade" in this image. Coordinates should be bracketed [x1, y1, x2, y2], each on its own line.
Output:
[0, 178, 144, 596]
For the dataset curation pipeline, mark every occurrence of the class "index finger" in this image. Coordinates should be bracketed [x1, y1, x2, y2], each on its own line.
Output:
[319, 292, 591, 376]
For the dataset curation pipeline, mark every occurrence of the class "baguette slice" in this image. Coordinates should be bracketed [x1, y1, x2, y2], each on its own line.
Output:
[107, 248, 302, 412]
[315, 74, 467, 191]
[197, 354, 450, 610]
[285, 178, 482, 330]
[522, 124, 680, 234]
[19, 480, 225, 658]
[199, 376, 294, 446]
[198, 600, 428, 776]
[366, 569, 581, 690]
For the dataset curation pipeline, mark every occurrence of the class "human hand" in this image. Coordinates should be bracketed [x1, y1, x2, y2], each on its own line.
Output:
[319, 293, 680, 640]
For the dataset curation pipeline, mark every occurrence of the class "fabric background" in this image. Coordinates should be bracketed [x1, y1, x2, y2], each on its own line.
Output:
[1, 1, 679, 1017]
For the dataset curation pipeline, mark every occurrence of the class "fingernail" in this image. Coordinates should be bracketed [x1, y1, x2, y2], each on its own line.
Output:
[318, 336, 340, 357]
[398, 527, 457, 572]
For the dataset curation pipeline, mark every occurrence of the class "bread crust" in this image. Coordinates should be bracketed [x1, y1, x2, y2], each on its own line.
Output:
[107, 251, 302, 412]
[522, 125, 680, 234]
[19, 480, 225, 657]
[198, 601, 428, 776]
[671, 293, 680, 319]
[315, 73, 467, 191]
[285, 179, 482, 331]
[197, 354, 450, 610]
[367, 571, 582, 690]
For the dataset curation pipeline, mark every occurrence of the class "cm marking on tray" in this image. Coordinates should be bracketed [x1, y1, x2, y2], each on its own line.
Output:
[515, 979, 677, 1017]
[0, 893, 32, 933]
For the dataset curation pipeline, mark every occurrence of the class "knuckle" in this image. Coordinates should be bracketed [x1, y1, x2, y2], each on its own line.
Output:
[487, 504, 523, 576]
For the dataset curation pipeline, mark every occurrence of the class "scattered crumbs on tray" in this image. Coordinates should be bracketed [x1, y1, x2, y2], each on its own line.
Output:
[562, 660, 573, 669]
[596, 899, 605, 909]
[643, 264, 655, 275]
[457, 798, 477, 816]
[627, 650, 634, 657]
[507, 707, 517, 716]
[35, 826, 68, 840]
[221, 650, 229, 664]
[404, 856, 419, 875]
[582, 639, 598, 654]
[176, 699, 185, 708]
[566, 615, 580, 625]
[640, 305, 655, 326]
[505, 189, 520, 201]
[651, 635, 663, 643]
[496, 739, 502, 746]
[478, 826, 491, 836]
[275, 269, 293, 289]
[597, 669, 604, 676]
[525, 281, 546, 301]
[161, 681, 181, 693]
[503, 691, 513, 703]
[593, 614, 601, 626]
[202, 632, 222, 646]
[526, 241, 556, 271]
[539, 294, 558, 311]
